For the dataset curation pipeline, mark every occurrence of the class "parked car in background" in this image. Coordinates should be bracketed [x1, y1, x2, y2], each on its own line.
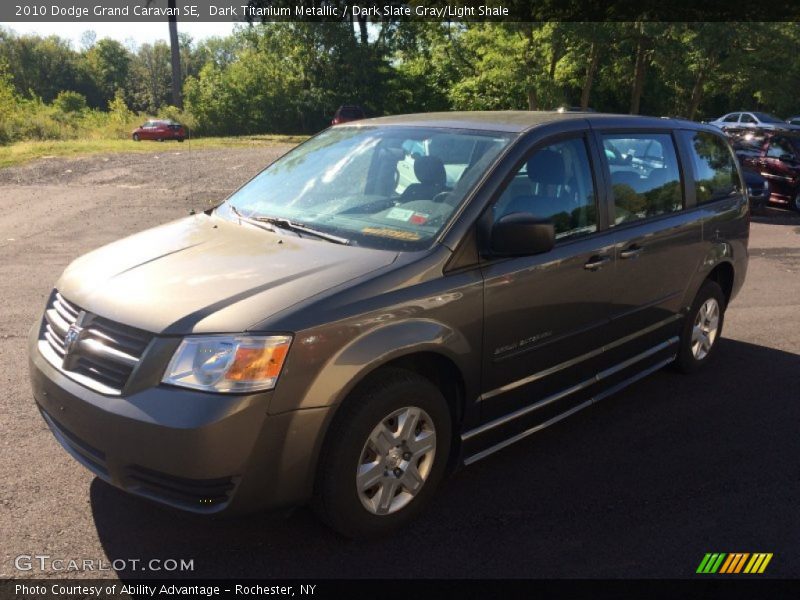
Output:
[785, 116, 800, 131]
[741, 169, 770, 214]
[734, 131, 800, 211]
[555, 106, 595, 112]
[132, 120, 186, 142]
[30, 112, 748, 538]
[331, 105, 365, 125]
[708, 112, 788, 133]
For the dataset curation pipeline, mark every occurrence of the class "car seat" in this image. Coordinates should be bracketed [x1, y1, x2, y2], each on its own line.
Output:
[400, 156, 446, 202]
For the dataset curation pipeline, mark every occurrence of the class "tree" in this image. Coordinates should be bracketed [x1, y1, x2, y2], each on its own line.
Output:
[146, 0, 182, 107]
[53, 90, 87, 113]
[0, 60, 18, 143]
[80, 30, 97, 51]
[129, 41, 171, 113]
[85, 38, 131, 108]
[629, 22, 653, 115]
[0, 31, 89, 103]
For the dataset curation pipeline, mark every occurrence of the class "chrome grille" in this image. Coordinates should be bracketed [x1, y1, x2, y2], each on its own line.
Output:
[39, 291, 152, 395]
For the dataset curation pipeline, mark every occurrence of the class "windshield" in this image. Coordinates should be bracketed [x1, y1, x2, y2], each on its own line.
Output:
[217, 126, 514, 250]
[752, 112, 784, 124]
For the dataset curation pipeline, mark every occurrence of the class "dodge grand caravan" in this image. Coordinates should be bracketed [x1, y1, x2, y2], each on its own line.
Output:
[29, 112, 749, 537]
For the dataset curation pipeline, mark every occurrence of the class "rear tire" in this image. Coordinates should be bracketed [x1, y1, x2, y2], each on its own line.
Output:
[176, 137, 184, 143]
[792, 191, 800, 213]
[675, 280, 726, 374]
[313, 369, 451, 539]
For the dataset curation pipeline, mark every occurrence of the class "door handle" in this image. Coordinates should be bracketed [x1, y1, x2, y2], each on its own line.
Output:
[620, 245, 643, 259]
[584, 255, 611, 271]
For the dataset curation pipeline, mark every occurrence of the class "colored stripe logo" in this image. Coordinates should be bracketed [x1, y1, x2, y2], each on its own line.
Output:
[697, 553, 773, 574]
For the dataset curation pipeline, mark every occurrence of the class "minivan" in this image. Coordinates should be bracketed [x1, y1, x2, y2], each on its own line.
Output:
[29, 112, 749, 538]
[734, 129, 800, 211]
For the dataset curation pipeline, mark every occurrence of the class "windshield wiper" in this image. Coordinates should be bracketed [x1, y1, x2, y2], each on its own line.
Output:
[251, 216, 351, 245]
[228, 206, 350, 245]
[229, 205, 281, 234]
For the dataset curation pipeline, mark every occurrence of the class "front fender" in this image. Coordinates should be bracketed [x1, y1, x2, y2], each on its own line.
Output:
[302, 319, 472, 411]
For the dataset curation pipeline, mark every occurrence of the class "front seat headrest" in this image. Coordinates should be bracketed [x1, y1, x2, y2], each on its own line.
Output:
[527, 149, 565, 187]
[414, 155, 446, 187]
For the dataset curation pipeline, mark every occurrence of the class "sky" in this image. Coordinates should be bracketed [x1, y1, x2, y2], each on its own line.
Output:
[0, 21, 239, 47]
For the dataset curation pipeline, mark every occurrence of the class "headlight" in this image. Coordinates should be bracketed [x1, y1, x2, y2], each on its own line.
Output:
[162, 335, 292, 393]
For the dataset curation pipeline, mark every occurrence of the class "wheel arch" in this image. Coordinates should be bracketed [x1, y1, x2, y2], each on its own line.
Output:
[683, 241, 737, 311]
[706, 260, 735, 307]
[307, 321, 474, 481]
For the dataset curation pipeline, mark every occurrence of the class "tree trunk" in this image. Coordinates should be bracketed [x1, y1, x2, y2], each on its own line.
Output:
[357, 16, 369, 45]
[687, 70, 706, 120]
[581, 41, 600, 110]
[527, 89, 538, 111]
[629, 28, 648, 115]
[549, 34, 563, 81]
[168, 0, 182, 107]
[523, 23, 537, 110]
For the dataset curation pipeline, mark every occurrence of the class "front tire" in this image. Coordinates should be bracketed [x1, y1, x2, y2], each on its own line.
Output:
[675, 280, 726, 373]
[132, 133, 140, 141]
[792, 191, 800, 212]
[313, 369, 451, 538]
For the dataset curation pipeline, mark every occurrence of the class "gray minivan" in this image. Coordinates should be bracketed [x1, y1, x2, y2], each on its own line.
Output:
[29, 112, 749, 537]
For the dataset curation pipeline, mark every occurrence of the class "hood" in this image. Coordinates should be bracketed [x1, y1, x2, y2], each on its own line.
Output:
[56, 213, 398, 334]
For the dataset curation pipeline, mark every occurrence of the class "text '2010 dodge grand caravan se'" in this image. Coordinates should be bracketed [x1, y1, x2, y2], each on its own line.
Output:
[29, 112, 748, 537]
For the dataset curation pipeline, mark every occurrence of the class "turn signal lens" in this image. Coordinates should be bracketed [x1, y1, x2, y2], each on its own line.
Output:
[163, 335, 292, 393]
[225, 344, 290, 382]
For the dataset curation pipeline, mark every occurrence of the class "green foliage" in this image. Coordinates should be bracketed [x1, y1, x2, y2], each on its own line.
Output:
[0, 63, 18, 144]
[53, 90, 87, 113]
[3, 22, 800, 143]
[85, 38, 130, 107]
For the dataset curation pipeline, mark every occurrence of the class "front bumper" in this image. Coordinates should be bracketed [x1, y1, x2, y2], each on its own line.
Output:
[29, 331, 331, 515]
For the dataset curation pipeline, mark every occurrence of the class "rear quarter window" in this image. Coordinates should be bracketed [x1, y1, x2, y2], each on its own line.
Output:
[682, 131, 741, 204]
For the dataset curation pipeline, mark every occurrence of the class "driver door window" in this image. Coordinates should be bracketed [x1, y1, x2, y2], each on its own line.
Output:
[493, 138, 598, 241]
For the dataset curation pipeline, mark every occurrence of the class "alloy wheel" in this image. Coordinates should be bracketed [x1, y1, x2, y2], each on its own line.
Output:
[691, 298, 720, 360]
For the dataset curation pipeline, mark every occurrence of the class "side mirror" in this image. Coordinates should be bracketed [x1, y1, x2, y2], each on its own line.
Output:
[488, 213, 555, 257]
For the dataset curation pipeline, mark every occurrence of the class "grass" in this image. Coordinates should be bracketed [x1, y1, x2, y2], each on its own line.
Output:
[0, 134, 308, 168]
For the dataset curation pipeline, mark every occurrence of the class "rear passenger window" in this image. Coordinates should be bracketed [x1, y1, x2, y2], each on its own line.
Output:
[602, 134, 683, 224]
[684, 132, 740, 204]
[493, 138, 597, 241]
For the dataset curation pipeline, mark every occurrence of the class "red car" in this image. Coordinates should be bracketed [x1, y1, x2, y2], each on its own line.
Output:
[331, 105, 365, 125]
[735, 131, 800, 211]
[132, 119, 186, 142]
